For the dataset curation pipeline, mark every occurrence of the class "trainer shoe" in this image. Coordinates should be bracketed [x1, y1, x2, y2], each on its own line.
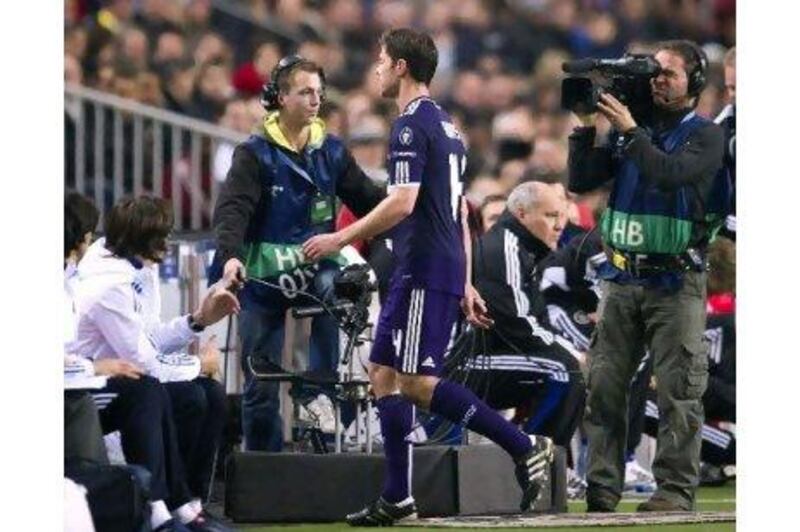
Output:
[346, 497, 418, 527]
[514, 435, 554, 512]
[566, 468, 587, 500]
[586, 486, 618, 513]
[722, 464, 736, 480]
[636, 495, 690, 512]
[624, 459, 656, 493]
[299, 394, 337, 433]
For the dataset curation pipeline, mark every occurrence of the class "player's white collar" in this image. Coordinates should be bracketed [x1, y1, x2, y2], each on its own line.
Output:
[402, 96, 435, 116]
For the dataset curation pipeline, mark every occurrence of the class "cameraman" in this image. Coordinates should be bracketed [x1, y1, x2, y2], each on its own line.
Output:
[567, 40, 724, 513]
[212, 56, 385, 451]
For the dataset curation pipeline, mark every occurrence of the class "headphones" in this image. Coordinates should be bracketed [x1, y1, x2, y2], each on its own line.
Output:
[683, 40, 708, 97]
[260, 54, 327, 111]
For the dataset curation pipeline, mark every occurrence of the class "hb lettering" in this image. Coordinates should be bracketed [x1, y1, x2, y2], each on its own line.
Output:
[611, 218, 644, 247]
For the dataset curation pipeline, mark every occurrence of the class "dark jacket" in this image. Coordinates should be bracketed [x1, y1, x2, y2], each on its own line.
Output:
[538, 229, 606, 351]
[212, 114, 386, 270]
[568, 107, 724, 251]
[473, 210, 556, 353]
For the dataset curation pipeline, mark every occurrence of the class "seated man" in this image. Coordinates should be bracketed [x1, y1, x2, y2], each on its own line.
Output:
[81, 208, 228, 501]
[64, 192, 183, 531]
[64, 191, 110, 467]
[72, 196, 239, 532]
[448, 182, 585, 449]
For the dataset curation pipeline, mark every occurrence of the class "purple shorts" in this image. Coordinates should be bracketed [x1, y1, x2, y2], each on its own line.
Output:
[369, 278, 461, 376]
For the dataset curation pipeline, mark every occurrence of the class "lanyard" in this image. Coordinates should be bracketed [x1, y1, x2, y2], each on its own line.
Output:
[275, 148, 316, 188]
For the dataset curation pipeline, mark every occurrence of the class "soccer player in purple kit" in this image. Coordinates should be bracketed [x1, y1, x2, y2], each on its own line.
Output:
[303, 28, 554, 526]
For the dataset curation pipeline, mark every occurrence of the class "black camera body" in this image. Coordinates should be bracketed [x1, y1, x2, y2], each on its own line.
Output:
[333, 263, 375, 306]
[561, 54, 661, 127]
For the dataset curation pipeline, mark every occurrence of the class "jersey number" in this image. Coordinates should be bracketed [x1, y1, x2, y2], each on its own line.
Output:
[448, 153, 466, 221]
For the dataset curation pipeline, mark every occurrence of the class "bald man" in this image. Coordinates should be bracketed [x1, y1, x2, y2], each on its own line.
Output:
[447, 182, 586, 450]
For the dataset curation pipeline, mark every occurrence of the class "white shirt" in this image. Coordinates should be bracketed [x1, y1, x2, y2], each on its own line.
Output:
[65, 260, 105, 388]
[72, 239, 201, 382]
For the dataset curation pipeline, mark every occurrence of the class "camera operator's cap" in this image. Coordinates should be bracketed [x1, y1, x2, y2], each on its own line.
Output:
[349, 115, 387, 145]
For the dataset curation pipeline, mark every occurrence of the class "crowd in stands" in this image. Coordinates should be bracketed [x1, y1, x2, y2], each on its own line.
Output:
[65, 0, 735, 208]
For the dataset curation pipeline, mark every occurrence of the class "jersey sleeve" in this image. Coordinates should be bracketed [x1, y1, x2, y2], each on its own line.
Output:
[387, 117, 428, 187]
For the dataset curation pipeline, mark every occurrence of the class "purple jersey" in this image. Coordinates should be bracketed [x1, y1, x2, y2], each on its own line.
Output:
[387, 97, 467, 296]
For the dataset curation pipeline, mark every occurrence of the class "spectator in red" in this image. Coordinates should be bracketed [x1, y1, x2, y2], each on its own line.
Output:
[706, 237, 735, 315]
[232, 41, 282, 97]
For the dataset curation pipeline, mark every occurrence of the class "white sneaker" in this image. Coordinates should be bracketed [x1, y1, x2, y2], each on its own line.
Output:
[299, 394, 337, 433]
[624, 459, 656, 493]
[103, 431, 127, 465]
[567, 468, 587, 500]
[343, 408, 383, 449]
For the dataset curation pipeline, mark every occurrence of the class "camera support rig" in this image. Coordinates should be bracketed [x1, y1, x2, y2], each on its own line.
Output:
[246, 264, 378, 454]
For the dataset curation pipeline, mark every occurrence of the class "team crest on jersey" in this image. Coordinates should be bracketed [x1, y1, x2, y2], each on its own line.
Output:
[399, 126, 413, 146]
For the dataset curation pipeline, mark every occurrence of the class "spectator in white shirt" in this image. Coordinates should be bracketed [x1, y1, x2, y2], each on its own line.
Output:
[72, 196, 238, 532]
[64, 191, 109, 467]
[65, 192, 143, 463]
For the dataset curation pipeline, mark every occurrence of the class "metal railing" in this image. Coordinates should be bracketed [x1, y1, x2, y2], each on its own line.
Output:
[65, 84, 248, 231]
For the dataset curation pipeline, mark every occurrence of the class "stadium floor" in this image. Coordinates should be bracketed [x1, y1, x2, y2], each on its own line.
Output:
[235, 483, 735, 531]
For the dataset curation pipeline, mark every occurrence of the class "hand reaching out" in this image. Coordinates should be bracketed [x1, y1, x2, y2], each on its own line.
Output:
[302, 233, 343, 262]
[193, 282, 241, 328]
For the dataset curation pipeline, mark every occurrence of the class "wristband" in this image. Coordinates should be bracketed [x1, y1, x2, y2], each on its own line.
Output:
[187, 314, 206, 333]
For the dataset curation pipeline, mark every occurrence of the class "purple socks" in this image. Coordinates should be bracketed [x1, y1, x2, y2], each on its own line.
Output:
[376, 394, 414, 503]
[429, 380, 532, 458]
[377, 380, 533, 503]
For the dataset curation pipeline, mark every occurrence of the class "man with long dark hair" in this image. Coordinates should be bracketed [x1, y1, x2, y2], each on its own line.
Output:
[72, 196, 238, 531]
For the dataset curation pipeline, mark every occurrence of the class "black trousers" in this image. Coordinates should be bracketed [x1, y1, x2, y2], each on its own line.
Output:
[94, 376, 193, 508]
[164, 377, 227, 499]
[627, 366, 736, 466]
[704, 376, 736, 422]
[642, 392, 736, 466]
[458, 343, 586, 447]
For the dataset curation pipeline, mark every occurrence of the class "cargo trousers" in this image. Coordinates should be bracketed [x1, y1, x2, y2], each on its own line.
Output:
[584, 271, 709, 509]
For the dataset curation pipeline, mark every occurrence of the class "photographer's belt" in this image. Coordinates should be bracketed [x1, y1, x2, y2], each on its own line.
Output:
[607, 247, 706, 278]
